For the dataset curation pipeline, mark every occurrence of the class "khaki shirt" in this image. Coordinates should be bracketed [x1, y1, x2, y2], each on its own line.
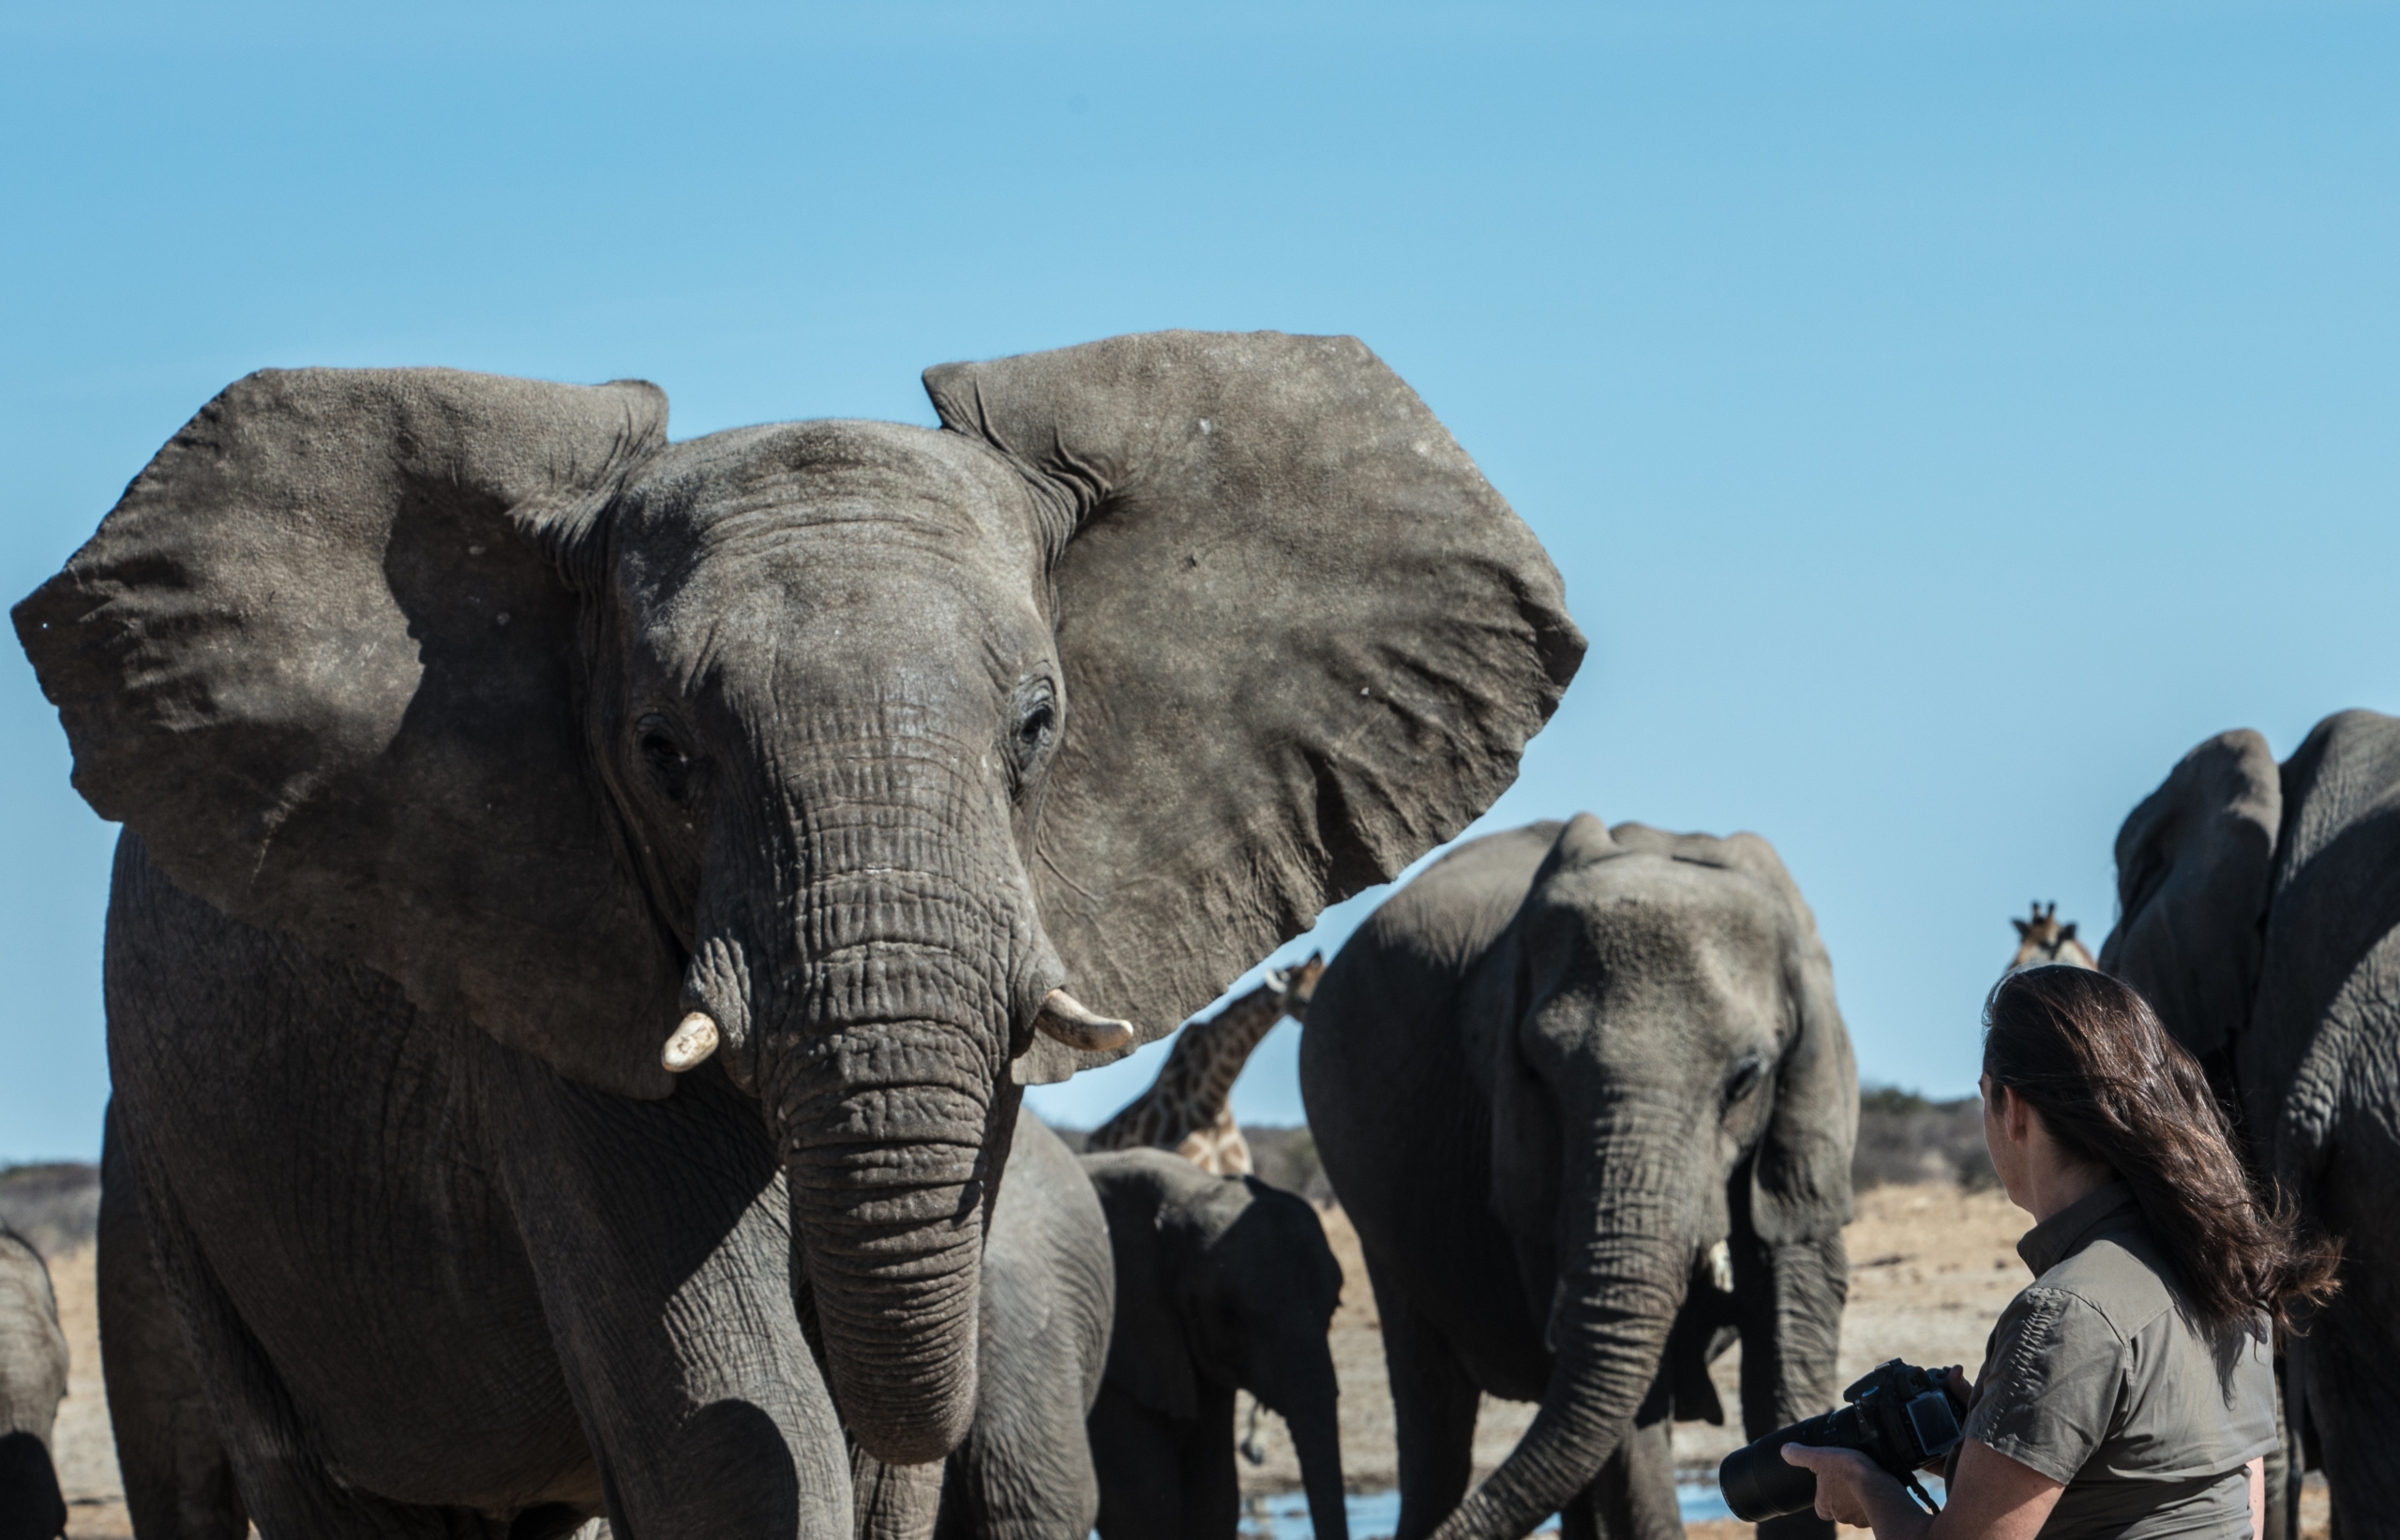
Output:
[1961, 1183, 2274, 1539]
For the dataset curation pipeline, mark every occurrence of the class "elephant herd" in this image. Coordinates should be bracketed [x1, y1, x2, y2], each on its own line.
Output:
[3, 329, 2394, 1540]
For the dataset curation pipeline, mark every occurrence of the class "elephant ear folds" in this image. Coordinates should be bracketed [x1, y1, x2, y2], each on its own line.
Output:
[1090, 1164, 1202, 1421]
[14, 367, 686, 1099]
[1718, 834, 1855, 1247]
[2099, 728, 2281, 1062]
[924, 331, 1584, 1082]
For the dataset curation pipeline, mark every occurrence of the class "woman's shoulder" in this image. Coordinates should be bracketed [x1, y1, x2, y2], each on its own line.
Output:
[2028, 1226, 2180, 1342]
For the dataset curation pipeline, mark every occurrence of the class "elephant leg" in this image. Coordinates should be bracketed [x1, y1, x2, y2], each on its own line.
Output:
[1088, 1385, 1183, 1540]
[1373, 1266, 1478, 1540]
[110, 1143, 494, 1537]
[98, 1114, 247, 1540]
[483, 1050, 848, 1539]
[2304, 1299, 2400, 1540]
[1176, 1382, 1239, 1540]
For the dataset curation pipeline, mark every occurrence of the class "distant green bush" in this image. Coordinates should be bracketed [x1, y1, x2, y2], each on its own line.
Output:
[1050, 1089, 1993, 1206]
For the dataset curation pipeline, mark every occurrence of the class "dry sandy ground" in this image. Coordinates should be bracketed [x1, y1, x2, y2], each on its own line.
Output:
[1227, 1182, 2031, 1502]
[43, 1183, 2328, 1539]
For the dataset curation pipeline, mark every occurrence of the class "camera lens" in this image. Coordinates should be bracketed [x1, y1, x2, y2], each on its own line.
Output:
[1719, 1409, 1847, 1521]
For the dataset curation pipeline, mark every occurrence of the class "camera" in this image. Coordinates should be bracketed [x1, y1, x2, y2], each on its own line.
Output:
[1718, 1358, 1964, 1521]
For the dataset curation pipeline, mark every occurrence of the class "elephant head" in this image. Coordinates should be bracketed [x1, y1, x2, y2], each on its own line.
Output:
[2102, 712, 2400, 1178]
[2099, 727, 2284, 1086]
[1090, 1153, 1351, 1540]
[15, 333, 1582, 1463]
[1468, 815, 1855, 1540]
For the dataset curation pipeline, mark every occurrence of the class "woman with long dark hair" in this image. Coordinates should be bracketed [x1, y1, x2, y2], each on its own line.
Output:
[1787, 964, 2338, 1539]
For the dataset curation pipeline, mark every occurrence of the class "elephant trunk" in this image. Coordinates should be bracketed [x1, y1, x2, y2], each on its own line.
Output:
[758, 787, 1024, 1467]
[1436, 1114, 1693, 1540]
[780, 1037, 993, 1463]
[1283, 1365, 1349, 1540]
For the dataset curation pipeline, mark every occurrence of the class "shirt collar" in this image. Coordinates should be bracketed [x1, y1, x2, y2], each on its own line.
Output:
[2017, 1179, 2139, 1276]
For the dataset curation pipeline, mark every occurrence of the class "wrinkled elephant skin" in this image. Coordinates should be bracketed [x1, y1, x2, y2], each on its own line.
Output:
[1302, 816, 1857, 1540]
[13, 333, 1581, 1535]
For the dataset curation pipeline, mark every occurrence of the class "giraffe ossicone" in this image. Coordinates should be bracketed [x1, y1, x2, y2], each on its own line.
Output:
[2005, 900, 2097, 974]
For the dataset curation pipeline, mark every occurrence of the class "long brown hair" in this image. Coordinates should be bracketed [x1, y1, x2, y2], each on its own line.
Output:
[1983, 965, 2339, 1332]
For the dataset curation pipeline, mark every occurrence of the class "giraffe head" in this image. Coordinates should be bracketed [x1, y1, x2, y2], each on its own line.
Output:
[1274, 951, 1328, 1021]
[2008, 902, 2097, 972]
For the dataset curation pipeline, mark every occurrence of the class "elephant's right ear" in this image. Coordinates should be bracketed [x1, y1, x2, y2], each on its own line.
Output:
[2098, 728, 2281, 1061]
[1746, 840, 1858, 1247]
[1090, 1161, 1202, 1421]
[14, 368, 686, 1098]
[926, 331, 1584, 1080]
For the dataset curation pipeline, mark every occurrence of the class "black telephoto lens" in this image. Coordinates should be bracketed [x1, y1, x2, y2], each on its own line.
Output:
[1719, 1408, 1852, 1521]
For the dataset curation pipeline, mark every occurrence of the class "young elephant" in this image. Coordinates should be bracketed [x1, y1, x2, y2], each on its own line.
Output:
[0, 1223, 69, 1540]
[1301, 815, 1857, 1540]
[1079, 1152, 1348, 1540]
[930, 1112, 1116, 1540]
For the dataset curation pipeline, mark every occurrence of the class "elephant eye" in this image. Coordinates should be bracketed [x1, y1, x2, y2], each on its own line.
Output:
[1010, 681, 1059, 782]
[637, 716, 698, 803]
[1725, 1056, 1768, 1104]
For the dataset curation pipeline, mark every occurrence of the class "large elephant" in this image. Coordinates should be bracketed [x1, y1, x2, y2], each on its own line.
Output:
[15, 332, 1582, 1535]
[0, 1223, 69, 1540]
[927, 1110, 1115, 1540]
[1079, 1150, 1349, 1540]
[1301, 815, 1857, 1540]
[2101, 709, 2400, 1537]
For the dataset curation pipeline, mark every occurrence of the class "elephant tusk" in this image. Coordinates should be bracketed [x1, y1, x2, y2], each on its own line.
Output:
[1035, 989, 1135, 1054]
[662, 1011, 720, 1072]
[1706, 1238, 1735, 1294]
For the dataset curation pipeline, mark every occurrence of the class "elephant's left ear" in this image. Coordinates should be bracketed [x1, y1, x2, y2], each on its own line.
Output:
[925, 331, 1584, 1080]
[1713, 836, 1857, 1244]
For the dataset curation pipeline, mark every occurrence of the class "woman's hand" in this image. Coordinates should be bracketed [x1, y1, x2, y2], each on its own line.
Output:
[1781, 1437, 2064, 1540]
[1782, 1443, 1908, 1529]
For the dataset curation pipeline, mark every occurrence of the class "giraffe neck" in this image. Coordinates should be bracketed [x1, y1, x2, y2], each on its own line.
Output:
[1180, 982, 1291, 1122]
[1085, 978, 1294, 1157]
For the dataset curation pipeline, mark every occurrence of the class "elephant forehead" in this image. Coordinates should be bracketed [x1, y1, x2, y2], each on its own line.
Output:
[1547, 852, 1785, 948]
[617, 418, 1039, 557]
[1531, 860, 1792, 1021]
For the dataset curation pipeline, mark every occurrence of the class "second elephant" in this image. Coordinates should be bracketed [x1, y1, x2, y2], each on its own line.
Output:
[1302, 815, 1857, 1540]
[2103, 709, 2400, 1535]
[0, 1223, 68, 1540]
[1080, 1151, 1348, 1540]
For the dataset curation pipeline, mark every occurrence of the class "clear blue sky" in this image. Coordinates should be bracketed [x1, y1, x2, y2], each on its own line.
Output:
[3, 2, 2392, 1159]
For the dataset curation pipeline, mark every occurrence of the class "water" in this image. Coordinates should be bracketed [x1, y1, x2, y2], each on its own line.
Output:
[1235, 1475, 1950, 1537]
[1236, 1482, 1738, 1538]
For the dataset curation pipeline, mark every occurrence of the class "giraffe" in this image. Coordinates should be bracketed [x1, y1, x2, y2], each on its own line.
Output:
[2007, 900, 2097, 972]
[1085, 952, 1327, 1177]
